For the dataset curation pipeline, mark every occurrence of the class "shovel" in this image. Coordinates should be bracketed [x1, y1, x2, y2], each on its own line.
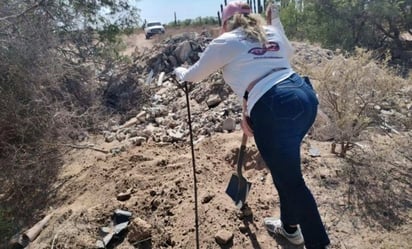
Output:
[225, 133, 252, 209]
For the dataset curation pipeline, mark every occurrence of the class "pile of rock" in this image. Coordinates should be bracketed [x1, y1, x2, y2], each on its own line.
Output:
[99, 31, 411, 152]
[103, 77, 241, 149]
[103, 32, 214, 112]
[135, 32, 213, 77]
[99, 31, 246, 150]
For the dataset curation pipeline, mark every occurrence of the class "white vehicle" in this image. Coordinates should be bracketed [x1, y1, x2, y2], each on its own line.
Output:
[144, 21, 165, 39]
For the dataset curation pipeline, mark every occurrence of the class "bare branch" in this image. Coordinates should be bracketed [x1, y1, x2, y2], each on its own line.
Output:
[59, 143, 109, 154]
[0, 0, 44, 22]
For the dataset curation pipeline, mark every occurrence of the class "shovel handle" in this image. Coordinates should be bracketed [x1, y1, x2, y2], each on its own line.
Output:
[236, 133, 248, 178]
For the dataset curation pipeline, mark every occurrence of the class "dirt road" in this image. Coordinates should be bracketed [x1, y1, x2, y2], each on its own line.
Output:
[121, 31, 155, 56]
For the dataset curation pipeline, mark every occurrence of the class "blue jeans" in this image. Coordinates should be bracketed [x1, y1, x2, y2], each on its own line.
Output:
[250, 73, 330, 249]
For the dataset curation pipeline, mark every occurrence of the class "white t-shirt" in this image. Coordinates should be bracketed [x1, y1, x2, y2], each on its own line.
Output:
[179, 17, 295, 116]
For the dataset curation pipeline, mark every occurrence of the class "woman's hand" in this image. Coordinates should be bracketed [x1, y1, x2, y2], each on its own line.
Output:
[265, 1, 279, 24]
[173, 67, 188, 81]
[241, 114, 254, 137]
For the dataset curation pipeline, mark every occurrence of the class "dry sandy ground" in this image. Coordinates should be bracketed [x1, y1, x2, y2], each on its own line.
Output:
[29, 131, 411, 249]
[26, 28, 411, 249]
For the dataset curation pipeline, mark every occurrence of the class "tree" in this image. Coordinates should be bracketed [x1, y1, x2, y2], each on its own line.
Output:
[0, 1, 140, 246]
[366, 0, 412, 60]
[281, 0, 412, 65]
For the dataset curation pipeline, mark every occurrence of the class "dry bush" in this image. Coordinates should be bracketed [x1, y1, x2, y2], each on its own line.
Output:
[342, 133, 411, 230]
[308, 48, 409, 157]
[0, 1, 144, 246]
[103, 66, 152, 115]
[294, 47, 412, 231]
[0, 43, 97, 248]
[0, 208, 13, 245]
[0, 3, 105, 246]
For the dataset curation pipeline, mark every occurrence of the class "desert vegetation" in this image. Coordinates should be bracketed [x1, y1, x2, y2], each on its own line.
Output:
[0, 0, 140, 245]
[0, 0, 411, 248]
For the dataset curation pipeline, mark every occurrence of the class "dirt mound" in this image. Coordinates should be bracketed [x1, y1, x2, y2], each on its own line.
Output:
[24, 131, 412, 249]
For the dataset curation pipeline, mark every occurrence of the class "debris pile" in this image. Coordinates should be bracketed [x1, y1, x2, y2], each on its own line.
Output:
[99, 32, 412, 153]
[100, 31, 242, 152]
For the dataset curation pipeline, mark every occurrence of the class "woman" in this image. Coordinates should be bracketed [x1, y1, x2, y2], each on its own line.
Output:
[174, 1, 330, 248]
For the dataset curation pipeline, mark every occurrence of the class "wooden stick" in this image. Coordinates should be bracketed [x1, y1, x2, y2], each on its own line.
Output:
[61, 143, 109, 154]
[23, 214, 52, 242]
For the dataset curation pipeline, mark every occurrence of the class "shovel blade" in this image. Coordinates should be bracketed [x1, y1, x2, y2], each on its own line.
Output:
[225, 173, 252, 209]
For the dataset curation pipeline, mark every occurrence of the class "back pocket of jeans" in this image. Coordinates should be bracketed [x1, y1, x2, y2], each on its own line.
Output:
[266, 92, 304, 120]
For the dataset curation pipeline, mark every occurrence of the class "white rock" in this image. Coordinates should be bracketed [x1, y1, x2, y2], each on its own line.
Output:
[127, 217, 152, 243]
[130, 137, 146, 146]
[206, 94, 222, 108]
[174, 41, 192, 62]
[105, 134, 116, 143]
[121, 117, 139, 128]
[215, 230, 233, 245]
[116, 132, 126, 142]
[222, 118, 236, 132]
[136, 111, 147, 122]
[167, 129, 185, 141]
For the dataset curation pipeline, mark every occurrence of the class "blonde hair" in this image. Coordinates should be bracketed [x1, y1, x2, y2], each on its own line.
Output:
[225, 13, 268, 44]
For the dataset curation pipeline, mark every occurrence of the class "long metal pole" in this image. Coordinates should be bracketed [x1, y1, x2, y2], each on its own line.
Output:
[184, 82, 200, 249]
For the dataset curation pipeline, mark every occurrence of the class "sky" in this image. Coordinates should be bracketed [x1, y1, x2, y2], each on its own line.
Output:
[133, 0, 229, 25]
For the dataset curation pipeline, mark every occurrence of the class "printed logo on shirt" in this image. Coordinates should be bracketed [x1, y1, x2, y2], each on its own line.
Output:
[248, 42, 280, 56]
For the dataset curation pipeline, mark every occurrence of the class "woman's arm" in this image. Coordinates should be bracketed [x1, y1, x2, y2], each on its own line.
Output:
[265, 2, 294, 59]
[266, 2, 286, 34]
[177, 37, 241, 83]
